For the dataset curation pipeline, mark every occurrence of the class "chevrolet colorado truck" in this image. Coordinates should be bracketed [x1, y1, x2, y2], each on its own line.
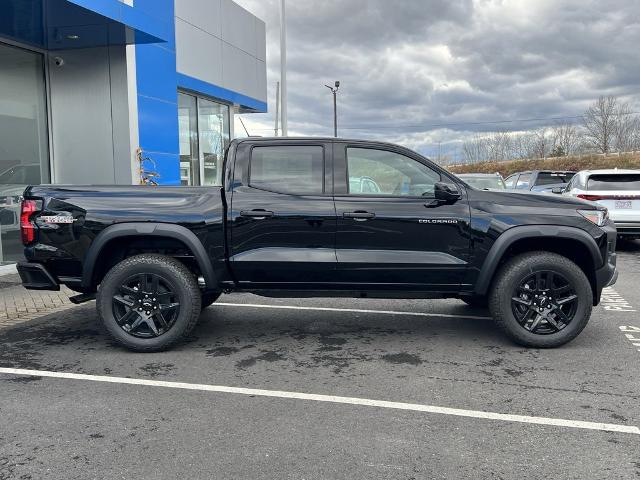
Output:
[17, 138, 618, 352]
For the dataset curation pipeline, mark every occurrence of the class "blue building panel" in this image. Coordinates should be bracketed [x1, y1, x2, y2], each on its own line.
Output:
[177, 73, 268, 113]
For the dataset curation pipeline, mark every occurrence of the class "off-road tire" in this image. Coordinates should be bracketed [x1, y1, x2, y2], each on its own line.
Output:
[489, 251, 592, 348]
[96, 254, 201, 352]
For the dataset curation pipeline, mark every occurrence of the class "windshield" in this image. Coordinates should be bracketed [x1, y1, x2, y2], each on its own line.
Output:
[460, 176, 506, 190]
[587, 174, 640, 191]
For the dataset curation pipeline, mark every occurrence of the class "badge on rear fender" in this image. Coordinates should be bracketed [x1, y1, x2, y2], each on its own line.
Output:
[40, 215, 76, 224]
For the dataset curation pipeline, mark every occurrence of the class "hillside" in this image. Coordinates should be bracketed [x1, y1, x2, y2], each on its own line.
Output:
[446, 153, 640, 177]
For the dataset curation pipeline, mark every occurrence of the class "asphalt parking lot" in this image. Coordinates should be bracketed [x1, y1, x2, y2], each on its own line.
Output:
[1, 241, 639, 479]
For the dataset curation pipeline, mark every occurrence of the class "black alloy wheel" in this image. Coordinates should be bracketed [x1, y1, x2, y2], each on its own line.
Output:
[511, 270, 578, 335]
[97, 254, 202, 352]
[112, 273, 181, 338]
[489, 251, 592, 348]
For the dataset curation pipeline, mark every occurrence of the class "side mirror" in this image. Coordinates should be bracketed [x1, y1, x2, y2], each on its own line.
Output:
[434, 182, 461, 202]
[551, 187, 564, 194]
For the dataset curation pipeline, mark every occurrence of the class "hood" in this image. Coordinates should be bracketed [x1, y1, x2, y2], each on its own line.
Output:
[468, 187, 604, 210]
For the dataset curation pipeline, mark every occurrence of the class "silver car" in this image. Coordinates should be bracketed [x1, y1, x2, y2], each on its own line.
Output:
[562, 169, 640, 239]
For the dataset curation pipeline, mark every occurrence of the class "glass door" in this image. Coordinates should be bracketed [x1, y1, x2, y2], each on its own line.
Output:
[178, 92, 199, 186]
[178, 91, 231, 187]
[198, 98, 230, 186]
[0, 42, 49, 263]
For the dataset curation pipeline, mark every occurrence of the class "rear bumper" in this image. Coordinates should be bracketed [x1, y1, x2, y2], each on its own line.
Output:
[17, 262, 60, 291]
[612, 222, 640, 237]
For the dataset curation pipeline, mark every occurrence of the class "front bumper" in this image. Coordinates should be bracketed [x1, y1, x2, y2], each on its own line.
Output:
[17, 262, 60, 291]
[594, 223, 618, 303]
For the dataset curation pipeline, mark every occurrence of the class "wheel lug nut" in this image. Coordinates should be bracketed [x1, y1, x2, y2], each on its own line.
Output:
[138, 308, 142, 311]
[146, 311, 150, 315]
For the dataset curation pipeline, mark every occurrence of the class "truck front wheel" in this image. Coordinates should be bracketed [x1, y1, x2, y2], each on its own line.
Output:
[489, 252, 593, 348]
[96, 254, 202, 352]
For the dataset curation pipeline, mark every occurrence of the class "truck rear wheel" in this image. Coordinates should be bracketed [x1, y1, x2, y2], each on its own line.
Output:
[96, 254, 201, 352]
[489, 252, 592, 348]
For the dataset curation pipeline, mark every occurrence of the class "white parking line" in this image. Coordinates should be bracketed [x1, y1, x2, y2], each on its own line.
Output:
[1, 367, 637, 435]
[213, 302, 492, 320]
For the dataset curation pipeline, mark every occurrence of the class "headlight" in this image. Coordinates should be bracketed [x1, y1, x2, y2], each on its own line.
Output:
[577, 209, 608, 226]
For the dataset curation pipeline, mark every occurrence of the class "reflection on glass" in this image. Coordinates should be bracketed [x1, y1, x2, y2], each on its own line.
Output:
[178, 92, 199, 186]
[198, 99, 229, 186]
[0, 43, 48, 264]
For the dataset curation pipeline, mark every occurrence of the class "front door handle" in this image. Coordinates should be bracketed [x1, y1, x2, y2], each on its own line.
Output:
[343, 211, 375, 221]
[240, 209, 274, 219]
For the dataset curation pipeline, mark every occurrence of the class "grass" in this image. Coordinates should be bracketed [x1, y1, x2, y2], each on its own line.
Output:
[446, 153, 640, 177]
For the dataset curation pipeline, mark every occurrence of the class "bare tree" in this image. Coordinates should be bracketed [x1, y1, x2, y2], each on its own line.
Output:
[583, 95, 618, 154]
[526, 127, 550, 159]
[551, 122, 579, 156]
[613, 101, 639, 152]
[462, 133, 488, 163]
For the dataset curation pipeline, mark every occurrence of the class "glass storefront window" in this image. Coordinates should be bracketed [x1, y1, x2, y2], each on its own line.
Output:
[0, 43, 49, 264]
[178, 92, 199, 186]
[178, 91, 230, 187]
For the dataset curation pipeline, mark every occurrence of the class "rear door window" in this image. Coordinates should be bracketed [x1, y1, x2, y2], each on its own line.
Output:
[250, 145, 324, 195]
[587, 174, 640, 191]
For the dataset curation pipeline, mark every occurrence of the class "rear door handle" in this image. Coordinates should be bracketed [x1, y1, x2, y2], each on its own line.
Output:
[343, 211, 375, 221]
[240, 209, 274, 219]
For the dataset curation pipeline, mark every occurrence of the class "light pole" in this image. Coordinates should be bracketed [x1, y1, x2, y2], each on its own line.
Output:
[280, 0, 288, 136]
[325, 81, 340, 137]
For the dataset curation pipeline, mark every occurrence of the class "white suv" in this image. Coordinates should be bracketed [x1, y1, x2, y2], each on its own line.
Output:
[563, 169, 640, 239]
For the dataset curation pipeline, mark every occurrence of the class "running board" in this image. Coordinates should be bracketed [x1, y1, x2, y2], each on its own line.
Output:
[69, 293, 96, 304]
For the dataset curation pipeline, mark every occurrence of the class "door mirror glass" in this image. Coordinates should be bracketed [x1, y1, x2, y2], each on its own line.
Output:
[434, 182, 461, 202]
[551, 187, 564, 194]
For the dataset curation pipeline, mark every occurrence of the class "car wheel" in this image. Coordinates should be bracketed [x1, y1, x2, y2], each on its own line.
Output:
[489, 251, 592, 348]
[96, 254, 201, 352]
[461, 296, 488, 308]
[201, 291, 222, 310]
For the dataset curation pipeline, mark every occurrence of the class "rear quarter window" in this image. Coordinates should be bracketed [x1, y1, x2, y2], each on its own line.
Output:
[587, 174, 640, 191]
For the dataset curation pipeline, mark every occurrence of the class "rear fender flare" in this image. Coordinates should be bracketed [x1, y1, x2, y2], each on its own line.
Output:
[81, 223, 216, 290]
[474, 225, 602, 296]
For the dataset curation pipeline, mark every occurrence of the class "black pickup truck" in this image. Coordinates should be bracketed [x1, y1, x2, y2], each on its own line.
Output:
[18, 138, 617, 352]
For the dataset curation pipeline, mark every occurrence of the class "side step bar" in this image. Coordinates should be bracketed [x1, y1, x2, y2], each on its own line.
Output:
[69, 293, 96, 304]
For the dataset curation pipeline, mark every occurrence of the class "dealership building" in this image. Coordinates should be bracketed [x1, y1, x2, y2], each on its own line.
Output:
[0, 0, 268, 263]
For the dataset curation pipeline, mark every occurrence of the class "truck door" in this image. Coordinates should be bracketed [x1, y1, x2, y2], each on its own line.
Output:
[228, 141, 336, 287]
[333, 143, 470, 291]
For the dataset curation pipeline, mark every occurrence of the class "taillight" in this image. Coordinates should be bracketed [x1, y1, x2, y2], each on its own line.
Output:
[577, 194, 640, 201]
[20, 199, 38, 245]
[577, 194, 604, 201]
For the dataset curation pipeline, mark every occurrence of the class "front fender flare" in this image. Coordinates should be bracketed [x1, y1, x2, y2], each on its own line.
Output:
[474, 225, 603, 296]
[81, 223, 216, 290]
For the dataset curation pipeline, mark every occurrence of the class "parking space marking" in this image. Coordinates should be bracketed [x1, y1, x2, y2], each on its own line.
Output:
[600, 287, 636, 312]
[213, 302, 492, 320]
[1, 368, 638, 435]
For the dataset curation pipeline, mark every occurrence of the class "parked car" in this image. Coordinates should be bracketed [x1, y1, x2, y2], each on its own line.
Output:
[457, 173, 506, 190]
[18, 137, 617, 352]
[504, 170, 575, 193]
[562, 169, 640, 239]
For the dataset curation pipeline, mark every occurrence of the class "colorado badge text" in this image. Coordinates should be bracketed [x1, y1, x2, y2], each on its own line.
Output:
[418, 219, 458, 224]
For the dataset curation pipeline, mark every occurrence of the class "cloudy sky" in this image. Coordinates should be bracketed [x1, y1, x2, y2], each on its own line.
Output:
[233, 0, 639, 160]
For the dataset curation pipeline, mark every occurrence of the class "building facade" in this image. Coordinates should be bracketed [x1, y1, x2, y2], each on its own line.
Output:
[0, 0, 267, 263]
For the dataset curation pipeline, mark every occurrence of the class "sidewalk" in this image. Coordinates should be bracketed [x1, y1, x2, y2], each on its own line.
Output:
[0, 273, 77, 329]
